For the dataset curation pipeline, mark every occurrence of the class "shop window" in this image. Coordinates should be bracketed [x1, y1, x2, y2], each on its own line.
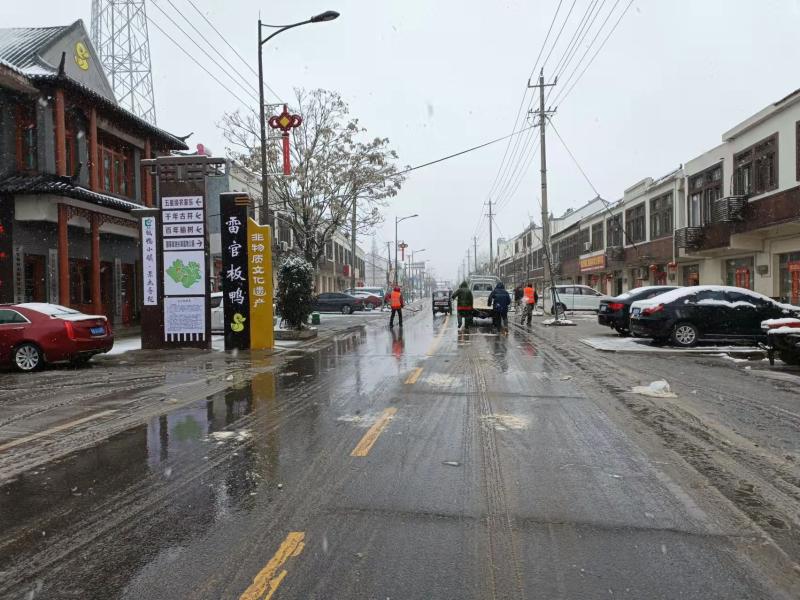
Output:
[649, 192, 673, 239]
[725, 257, 754, 290]
[15, 103, 38, 172]
[734, 133, 778, 196]
[779, 252, 800, 304]
[682, 264, 700, 286]
[625, 203, 646, 243]
[688, 164, 722, 226]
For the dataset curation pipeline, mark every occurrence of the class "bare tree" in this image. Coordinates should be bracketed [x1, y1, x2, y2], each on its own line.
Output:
[220, 89, 405, 268]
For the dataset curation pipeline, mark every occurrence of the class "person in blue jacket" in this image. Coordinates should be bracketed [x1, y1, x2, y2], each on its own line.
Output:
[488, 281, 512, 333]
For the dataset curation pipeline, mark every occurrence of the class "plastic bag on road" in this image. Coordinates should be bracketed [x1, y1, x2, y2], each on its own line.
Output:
[631, 380, 677, 398]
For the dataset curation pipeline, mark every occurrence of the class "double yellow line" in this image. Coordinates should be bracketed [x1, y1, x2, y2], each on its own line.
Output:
[240, 532, 305, 600]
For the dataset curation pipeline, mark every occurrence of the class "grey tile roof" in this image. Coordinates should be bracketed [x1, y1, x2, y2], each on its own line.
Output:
[0, 25, 67, 74]
[0, 173, 143, 213]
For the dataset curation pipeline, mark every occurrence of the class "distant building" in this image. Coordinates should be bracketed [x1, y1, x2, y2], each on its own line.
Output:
[0, 20, 188, 323]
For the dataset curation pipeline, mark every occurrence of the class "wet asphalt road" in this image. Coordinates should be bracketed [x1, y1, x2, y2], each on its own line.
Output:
[1, 309, 799, 599]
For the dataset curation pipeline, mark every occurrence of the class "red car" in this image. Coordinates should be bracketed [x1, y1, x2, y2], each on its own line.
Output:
[0, 303, 114, 371]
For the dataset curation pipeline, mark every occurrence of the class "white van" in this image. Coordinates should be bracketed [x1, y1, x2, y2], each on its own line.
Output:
[545, 284, 606, 314]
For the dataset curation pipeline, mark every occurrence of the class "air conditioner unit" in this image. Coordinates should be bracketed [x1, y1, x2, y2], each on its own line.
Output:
[583, 242, 591, 252]
[280, 241, 288, 251]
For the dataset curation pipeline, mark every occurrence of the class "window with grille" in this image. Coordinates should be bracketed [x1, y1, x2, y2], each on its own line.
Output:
[625, 203, 646, 243]
[649, 192, 673, 239]
[734, 133, 777, 196]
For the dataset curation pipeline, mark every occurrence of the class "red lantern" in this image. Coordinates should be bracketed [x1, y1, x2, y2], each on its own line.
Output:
[268, 104, 303, 175]
[667, 261, 678, 271]
[649, 264, 658, 272]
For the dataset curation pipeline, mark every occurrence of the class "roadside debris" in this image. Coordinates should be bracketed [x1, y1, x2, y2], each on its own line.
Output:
[631, 380, 677, 398]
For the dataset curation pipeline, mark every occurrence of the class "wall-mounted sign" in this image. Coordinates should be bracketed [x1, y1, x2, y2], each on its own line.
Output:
[163, 223, 205, 237]
[164, 237, 205, 251]
[164, 297, 206, 342]
[162, 209, 205, 224]
[579, 254, 606, 273]
[142, 217, 158, 305]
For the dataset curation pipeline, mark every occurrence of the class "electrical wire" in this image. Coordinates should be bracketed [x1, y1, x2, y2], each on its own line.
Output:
[546, 117, 599, 197]
[149, 0, 260, 105]
[540, 0, 578, 72]
[146, 15, 253, 109]
[186, 0, 282, 101]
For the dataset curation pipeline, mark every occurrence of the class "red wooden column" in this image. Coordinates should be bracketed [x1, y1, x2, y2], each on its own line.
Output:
[58, 204, 70, 306]
[54, 88, 67, 177]
[91, 213, 101, 314]
[143, 138, 153, 206]
[89, 107, 99, 190]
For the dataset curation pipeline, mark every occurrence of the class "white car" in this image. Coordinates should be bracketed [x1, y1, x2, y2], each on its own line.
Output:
[546, 284, 606, 314]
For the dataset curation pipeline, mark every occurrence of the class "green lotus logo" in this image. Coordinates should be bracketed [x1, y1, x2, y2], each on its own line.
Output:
[166, 259, 201, 289]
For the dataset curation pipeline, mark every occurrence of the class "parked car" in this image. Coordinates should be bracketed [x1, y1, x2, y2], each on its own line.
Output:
[546, 284, 606, 314]
[629, 285, 800, 347]
[347, 291, 383, 310]
[0, 303, 114, 371]
[762, 317, 800, 366]
[432, 288, 452, 316]
[344, 287, 385, 308]
[598, 286, 679, 335]
[312, 293, 364, 314]
[211, 292, 224, 333]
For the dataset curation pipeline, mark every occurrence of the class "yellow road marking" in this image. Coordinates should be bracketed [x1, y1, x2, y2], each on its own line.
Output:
[240, 532, 305, 600]
[426, 314, 450, 356]
[405, 367, 424, 385]
[350, 407, 398, 457]
[0, 410, 117, 453]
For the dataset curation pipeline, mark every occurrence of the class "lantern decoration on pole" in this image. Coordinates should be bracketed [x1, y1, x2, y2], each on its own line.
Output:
[268, 104, 303, 175]
[649, 264, 658, 273]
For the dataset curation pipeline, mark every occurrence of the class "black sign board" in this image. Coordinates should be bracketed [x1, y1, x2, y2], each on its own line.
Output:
[220, 192, 251, 350]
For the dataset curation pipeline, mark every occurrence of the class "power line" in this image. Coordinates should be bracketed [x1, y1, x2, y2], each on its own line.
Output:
[553, 0, 634, 107]
[164, 0, 261, 98]
[547, 117, 599, 197]
[185, 0, 282, 101]
[146, 15, 253, 108]
[149, 0, 260, 104]
[540, 0, 578, 72]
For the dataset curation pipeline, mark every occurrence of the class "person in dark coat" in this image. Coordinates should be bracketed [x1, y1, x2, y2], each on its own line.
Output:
[488, 281, 512, 332]
[451, 281, 473, 329]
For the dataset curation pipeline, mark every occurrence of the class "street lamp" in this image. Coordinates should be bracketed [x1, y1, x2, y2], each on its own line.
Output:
[258, 10, 340, 223]
[394, 214, 418, 285]
[411, 248, 426, 300]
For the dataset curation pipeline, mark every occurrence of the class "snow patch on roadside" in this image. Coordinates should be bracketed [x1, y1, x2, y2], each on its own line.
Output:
[631, 380, 676, 398]
[482, 414, 529, 431]
[209, 429, 251, 442]
[424, 373, 460, 387]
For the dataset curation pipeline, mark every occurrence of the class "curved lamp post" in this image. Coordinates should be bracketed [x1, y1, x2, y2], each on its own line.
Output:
[258, 10, 340, 222]
[394, 214, 418, 285]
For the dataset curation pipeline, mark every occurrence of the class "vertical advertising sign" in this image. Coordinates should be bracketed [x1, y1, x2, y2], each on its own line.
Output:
[0, 200, 12, 303]
[220, 193, 251, 350]
[162, 195, 207, 342]
[142, 216, 158, 305]
[247, 218, 274, 350]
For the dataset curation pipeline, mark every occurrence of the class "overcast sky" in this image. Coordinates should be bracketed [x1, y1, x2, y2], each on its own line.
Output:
[7, 0, 800, 281]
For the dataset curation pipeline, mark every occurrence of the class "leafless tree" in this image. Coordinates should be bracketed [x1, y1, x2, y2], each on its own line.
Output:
[220, 89, 405, 268]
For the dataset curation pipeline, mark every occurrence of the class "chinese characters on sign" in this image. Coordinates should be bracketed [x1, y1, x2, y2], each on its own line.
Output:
[142, 217, 157, 305]
[220, 193, 251, 350]
[247, 218, 274, 350]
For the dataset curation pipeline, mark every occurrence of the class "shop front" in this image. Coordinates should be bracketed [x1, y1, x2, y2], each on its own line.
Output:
[579, 254, 607, 293]
[682, 263, 700, 286]
[778, 251, 800, 304]
[725, 256, 754, 289]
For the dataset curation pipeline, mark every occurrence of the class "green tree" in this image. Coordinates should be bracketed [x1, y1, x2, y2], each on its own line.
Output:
[276, 256, 315, 330]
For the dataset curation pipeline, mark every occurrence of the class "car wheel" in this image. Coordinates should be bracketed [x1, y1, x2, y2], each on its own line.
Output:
[672, 322, 699, 347]
[341, 305, 352, 315]
[778, 350, 800, 366]
[14, 343, 43, 372]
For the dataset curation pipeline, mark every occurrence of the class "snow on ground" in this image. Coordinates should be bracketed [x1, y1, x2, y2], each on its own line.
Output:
[108, 335, 225, 355]
[581, 336, 762, 355]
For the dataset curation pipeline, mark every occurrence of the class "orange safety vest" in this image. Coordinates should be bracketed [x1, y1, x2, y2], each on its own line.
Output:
[390, 290, 402, 309]
[524, 286, 535, 304]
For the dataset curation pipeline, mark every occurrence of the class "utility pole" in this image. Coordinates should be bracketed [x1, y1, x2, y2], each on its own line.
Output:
[350, 198, 357, 289]
[528, 69, 557, 308]
[486, 200, 494, 272]
[473, 236, 478, 274]
[385, 241, 392, 289]
[467, 248, 471, 278]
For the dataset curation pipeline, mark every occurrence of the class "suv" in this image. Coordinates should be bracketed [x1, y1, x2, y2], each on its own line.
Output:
[432, 289, 452, 315]
[546, 284, 606, 314]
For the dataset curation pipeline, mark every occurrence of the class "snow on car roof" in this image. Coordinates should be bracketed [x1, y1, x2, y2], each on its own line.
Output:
[644, 285, 800, 309]
[615, 285, 676, 300]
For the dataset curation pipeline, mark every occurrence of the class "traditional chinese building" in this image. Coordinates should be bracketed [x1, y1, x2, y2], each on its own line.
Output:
[0, 20, 188, 323]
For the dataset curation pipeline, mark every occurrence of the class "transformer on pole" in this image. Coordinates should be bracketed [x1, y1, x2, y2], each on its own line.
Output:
[91, 0, 157, 124]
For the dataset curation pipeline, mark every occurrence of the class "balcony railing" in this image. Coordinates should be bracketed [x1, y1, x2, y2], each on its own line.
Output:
[711, 195, 747, 223]
[674, 226, 704, 250]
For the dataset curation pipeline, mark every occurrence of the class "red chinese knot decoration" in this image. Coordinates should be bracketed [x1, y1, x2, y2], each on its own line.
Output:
[268, 104, 302, 175]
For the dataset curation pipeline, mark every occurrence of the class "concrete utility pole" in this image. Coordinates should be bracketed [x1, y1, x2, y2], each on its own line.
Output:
[486, 200, 494, 272]
[467, 248, 471, 278]
[473, 236, 478, 274]
[386, 241, 392, 288]
[350, 198, 357, 289]
[528, 69, 557, 302]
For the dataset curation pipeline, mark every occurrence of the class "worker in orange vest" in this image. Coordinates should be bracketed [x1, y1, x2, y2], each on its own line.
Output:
[522, 282, 538, 325]
[389, 285, 405, 328]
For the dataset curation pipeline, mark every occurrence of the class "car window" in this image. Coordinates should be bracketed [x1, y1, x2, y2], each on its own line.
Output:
[0, 309, 28, 324]
[210, 296, 222, 308]
[725, 291, 763, 307]
[472, 283, 493, 292]
[690, 290, 725, 303]
[562, 287, 577, 295]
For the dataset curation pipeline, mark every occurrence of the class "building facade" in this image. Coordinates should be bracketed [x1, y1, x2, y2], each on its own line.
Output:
[0, 21, 188, 323]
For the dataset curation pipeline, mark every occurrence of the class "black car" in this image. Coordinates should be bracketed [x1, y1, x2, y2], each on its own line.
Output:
[598, 285, 678, 335]
[762, 318, 800, 366]
[629, 285, 800, 347]
[312, 293, 364, 314]
[432, 289, 452, 315]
